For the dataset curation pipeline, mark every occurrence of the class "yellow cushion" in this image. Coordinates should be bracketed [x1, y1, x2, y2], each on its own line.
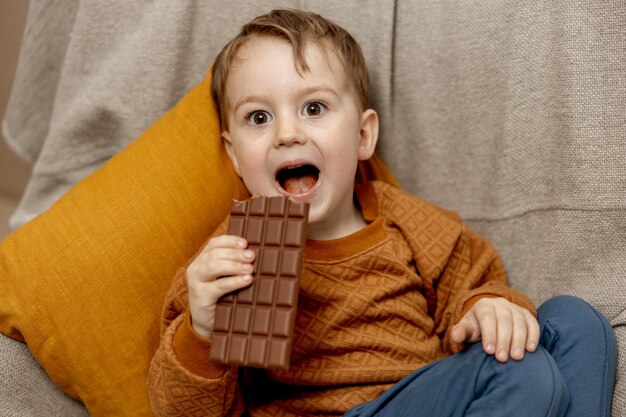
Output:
[0, 70, 248, 416]
[0, 67, 397, 416]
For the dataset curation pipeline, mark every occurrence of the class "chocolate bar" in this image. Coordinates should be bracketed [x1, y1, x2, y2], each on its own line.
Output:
[209, 196, 309, 370]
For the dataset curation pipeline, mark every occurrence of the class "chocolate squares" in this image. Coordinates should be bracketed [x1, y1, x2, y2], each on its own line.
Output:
[209, 196, 309, 370]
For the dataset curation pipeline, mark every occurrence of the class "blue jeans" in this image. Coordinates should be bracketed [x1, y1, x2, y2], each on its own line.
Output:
[344, 296, 617, 417]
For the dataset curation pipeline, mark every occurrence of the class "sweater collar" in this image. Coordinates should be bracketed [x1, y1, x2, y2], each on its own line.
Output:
[304, 183, 387, 261]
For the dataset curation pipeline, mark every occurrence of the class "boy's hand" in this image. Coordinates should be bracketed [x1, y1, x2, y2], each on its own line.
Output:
[186, 235, 255, 340]
[451, 297, 539, 362]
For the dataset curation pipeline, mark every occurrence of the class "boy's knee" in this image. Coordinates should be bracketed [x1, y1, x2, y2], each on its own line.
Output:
[494, 347, 570, 416]
[539, 295, 595, 319]
[503, 347, 565, 389]
[509, 346, 569, 416]
[538, 295, 614, 344]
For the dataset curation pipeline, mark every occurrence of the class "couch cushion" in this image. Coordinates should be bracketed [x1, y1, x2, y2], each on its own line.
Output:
[0, 66, 396, 416]
[0, 71, 248, 416]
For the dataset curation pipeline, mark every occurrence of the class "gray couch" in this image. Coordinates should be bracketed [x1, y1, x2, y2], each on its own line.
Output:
[2, 1, 625, 415]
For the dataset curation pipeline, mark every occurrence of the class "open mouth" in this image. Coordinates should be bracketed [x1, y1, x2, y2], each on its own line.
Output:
[275, 163, 320, 196]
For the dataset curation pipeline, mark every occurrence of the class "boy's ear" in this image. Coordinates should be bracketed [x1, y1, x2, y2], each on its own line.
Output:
[358, 109, 379, 161]
[221, 131, 241, 176]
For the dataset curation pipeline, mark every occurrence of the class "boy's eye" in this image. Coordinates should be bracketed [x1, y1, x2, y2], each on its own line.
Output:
[247, 111, 272, 125]
[303, 101, 327, 117]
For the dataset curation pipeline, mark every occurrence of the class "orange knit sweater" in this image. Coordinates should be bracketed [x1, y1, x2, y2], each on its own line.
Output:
[148, 181, 535, 417]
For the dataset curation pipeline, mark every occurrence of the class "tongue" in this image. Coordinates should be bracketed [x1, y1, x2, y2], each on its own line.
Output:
[282, 174, 318, 194]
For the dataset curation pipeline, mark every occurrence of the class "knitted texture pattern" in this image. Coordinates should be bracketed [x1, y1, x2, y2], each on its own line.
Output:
[148, 181, 534, 416]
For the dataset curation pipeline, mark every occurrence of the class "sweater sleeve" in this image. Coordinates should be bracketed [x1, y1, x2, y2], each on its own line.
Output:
[147, 220, 245, 417]
[370, 181, 536, 355]
[433, 224, 536, 353]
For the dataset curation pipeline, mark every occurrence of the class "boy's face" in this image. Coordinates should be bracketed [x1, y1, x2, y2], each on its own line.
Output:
[222, 36, 378, 238]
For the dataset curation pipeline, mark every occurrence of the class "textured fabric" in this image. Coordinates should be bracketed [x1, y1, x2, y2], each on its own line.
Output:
[2, 1, 625, 415]
[0, 70, 394, 417]
[536, 296, 617, 417]
[2, 0, 395, 230]
[0, 73, 249, 416]
[345, 296, 617, 417]
[148, 181, 535, 417]
[385, 4, 626, 416]
[0, 334, 89, 417]
[345, 343, 569, 417]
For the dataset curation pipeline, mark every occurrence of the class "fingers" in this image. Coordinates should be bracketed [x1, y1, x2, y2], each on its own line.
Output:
[191, 249, 254, 283]
[189, 235, 255, 283]
[193, 274, 253, 306]
[505, 308, 526, 361]
[453, 309, 484, 344]
[464, 298, 540, 363]
[469, 302, 496, 355]
[486, 306, 511, 360]
[525, 309, 540, 352]
[186, 235, 257, 339]
[188, 235, 256, 301]
[451, 318, 473, 344]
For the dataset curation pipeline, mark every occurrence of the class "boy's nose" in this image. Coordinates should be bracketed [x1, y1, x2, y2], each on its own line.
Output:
[274, 117, 306, 147]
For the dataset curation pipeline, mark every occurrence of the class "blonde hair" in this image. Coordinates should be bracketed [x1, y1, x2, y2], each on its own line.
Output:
[211, 9, 370, 127]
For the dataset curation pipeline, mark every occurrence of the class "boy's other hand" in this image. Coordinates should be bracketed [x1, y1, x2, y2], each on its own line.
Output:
[451, 297, 539, 362]
[186, 235, 256, 340]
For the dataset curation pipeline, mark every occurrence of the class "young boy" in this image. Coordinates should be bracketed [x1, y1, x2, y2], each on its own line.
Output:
[148, 9, 616, 417]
